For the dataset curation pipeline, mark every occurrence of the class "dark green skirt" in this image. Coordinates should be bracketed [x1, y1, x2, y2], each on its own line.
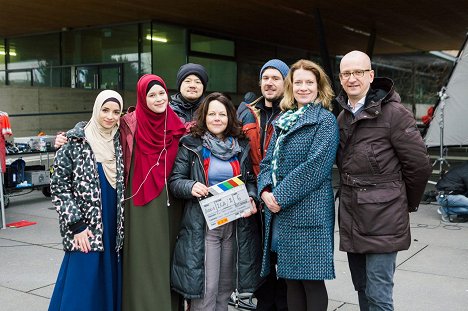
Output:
[122, 185, 183, 311]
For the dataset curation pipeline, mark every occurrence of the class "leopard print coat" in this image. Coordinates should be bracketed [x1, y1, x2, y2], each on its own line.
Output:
[51, 121, 125, 253]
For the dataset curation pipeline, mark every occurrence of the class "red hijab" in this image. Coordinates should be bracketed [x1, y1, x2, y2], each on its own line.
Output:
[132, 74, 185, 206]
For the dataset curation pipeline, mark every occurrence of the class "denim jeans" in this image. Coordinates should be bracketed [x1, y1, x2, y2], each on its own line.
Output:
[347, 252, 397, 311]
[437, 194, 468, 216]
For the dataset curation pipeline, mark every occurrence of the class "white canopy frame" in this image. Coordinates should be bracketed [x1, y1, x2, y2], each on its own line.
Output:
[424, 33, 468, 174]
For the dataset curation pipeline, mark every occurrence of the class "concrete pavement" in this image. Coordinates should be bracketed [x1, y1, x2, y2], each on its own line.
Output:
[1, 182, 467, 311]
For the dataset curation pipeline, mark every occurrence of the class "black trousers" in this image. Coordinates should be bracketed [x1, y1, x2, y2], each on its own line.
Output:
[347, 253, 369, 311]
[285, 279, 327, 311]
[254, 253, 288, 311]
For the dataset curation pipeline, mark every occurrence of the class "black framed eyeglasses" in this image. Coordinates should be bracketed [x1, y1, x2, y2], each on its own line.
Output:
[339, 69, 371, 79]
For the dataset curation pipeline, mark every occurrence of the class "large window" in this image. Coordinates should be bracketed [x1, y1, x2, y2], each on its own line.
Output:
[0, 39, 4, 84]
[1, 23, 237, 93]
[62, 25, 138, 65]
[8, 70, 32, 86]
[191, 34, 235, 57]
[8, 33, 60, 86]
[189, 56, 237, 93]
[189, 33, 236, 93]
[0, 39, 5, 71]
[151, 24, 186, 90]
[63, 24, 139, 90]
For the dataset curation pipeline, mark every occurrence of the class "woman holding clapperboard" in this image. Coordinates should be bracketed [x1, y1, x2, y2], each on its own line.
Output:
[169, 92, 262, 311]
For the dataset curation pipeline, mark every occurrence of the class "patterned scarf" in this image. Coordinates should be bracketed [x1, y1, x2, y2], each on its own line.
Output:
[271, 104, 310, 187]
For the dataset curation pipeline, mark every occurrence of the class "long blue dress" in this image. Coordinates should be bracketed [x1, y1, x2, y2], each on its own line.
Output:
[49, 163, 122, 311]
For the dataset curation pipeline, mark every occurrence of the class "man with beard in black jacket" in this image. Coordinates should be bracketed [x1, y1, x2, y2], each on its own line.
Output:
[238, 59, 290, 311]
[170, 63, 209, 128]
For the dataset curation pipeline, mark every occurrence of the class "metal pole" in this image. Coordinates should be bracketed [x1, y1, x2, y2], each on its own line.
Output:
[1, 152, 6, 229]
[439, 96, 444, 174]
[432, 88, 450, 175]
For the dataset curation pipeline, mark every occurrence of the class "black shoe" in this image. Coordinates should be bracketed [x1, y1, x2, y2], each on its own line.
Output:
[455, 215, 468, 223]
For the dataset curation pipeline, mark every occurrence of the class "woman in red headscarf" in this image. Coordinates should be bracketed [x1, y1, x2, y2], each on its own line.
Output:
[119, 74, 186, 311]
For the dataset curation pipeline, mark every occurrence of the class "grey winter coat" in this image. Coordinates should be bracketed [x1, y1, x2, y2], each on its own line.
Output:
[168, 134, 262, 299]
[51, 121, 125, 252]
[335, 78, 432, 254]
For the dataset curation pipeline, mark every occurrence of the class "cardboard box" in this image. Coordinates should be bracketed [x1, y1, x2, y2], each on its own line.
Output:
[24, 171, 50, 186]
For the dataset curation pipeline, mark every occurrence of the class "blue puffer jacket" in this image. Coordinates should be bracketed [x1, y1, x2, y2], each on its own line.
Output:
[257, 104, 339, 280]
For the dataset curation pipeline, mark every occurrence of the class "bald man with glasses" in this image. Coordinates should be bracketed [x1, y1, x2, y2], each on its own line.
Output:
[334, 50, 432, 311]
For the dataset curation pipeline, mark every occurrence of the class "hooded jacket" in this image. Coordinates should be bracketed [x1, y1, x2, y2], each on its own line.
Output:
[168, 134, 262, 299]
[335, 77, 432, 254]
[170, 93, 204, 124]
[238, 97, 281, 176]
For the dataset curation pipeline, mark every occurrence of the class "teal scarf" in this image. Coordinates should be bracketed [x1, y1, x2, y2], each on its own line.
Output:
[271, 104, 310, 187]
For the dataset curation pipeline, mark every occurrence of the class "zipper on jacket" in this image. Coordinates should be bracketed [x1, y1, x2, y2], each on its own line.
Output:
[87, 139, 105, 253]
[235, 222, 240, 291]
[182, 144, 207, 185]
[182, 143, 208, 298]
[92, 152, 104, 252]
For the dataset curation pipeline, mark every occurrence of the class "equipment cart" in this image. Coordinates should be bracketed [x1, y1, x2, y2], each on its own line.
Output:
[2, 150, 54, 208]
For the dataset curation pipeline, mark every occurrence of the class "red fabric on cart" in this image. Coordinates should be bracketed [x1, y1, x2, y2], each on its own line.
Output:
[6, 220, 37, 228]
[0, 113, 13, 173]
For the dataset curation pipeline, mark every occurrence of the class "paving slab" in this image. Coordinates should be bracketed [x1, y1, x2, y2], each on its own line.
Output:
[29, 284, 55, 299]
[0, 238, 29, 247]
[399, 245, 468, 279]
[2, 177, 468, 311]
[0, 286, 50, 311]
[330, 303, 360, 311]
[0, 243, 62, 292]
[394, 268, 468, 311]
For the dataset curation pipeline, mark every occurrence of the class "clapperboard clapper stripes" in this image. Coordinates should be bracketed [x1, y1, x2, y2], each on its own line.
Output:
[200, 175, 251, 230]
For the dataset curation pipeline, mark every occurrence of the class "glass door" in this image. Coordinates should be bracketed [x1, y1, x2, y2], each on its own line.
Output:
[76, 66, 98, 89]
[100, 65, 122, 90]
[75, 64, 122, 90]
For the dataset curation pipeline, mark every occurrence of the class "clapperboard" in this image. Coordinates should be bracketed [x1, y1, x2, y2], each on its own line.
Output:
[199, 175, 251, 230]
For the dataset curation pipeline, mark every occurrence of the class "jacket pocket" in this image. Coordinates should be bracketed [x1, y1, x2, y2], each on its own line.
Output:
[354, 184, 407, 236]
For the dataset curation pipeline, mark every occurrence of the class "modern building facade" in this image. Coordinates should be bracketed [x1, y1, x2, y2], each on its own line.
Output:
[0, 1, 465, 136]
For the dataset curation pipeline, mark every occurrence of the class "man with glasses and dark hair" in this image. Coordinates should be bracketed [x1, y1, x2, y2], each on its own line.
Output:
[334, 50, 432, 311]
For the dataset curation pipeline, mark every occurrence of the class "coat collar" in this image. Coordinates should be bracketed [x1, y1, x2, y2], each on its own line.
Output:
[248, 96, 282, 114]
[275, 103, 326, 136]
[335, 77, 398, 123]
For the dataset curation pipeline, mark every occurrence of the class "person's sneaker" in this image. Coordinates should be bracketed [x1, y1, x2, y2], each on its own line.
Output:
[441, 214, 451, 222]
[437, 207, 451, 222]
